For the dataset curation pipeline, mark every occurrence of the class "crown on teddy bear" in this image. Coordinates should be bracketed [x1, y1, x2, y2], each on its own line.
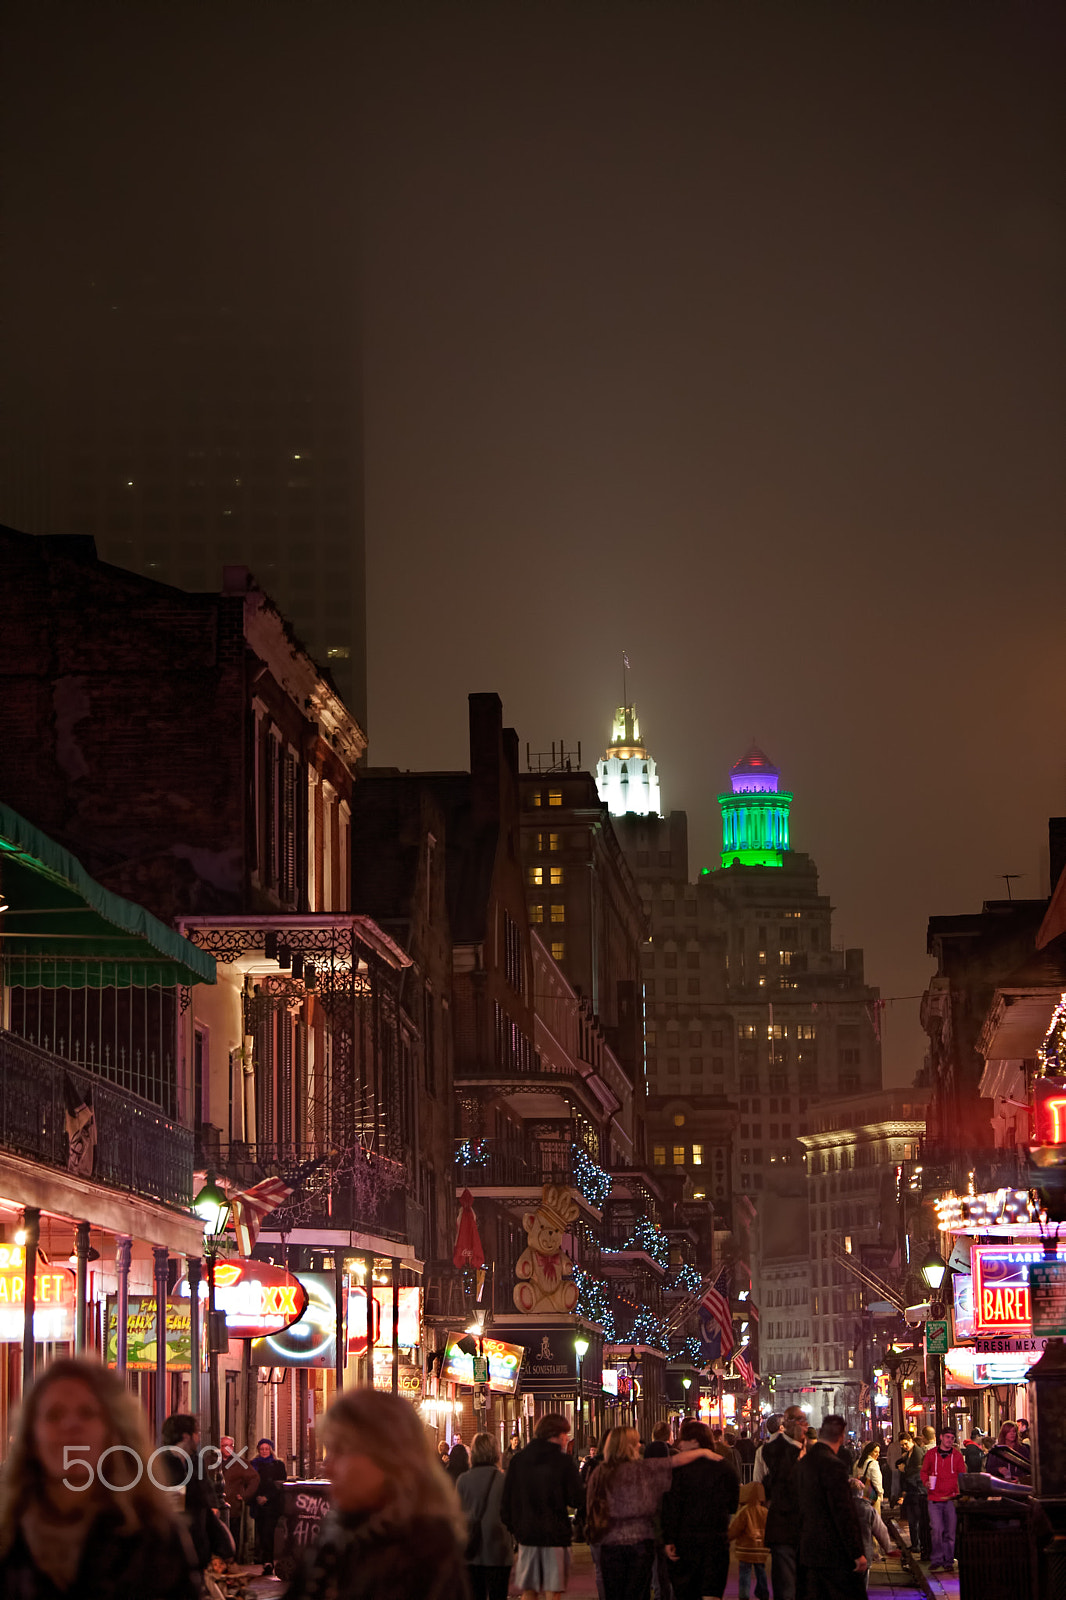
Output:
[536, 1183, 580, 1232]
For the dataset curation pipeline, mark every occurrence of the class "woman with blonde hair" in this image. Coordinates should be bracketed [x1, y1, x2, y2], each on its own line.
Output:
[0, 1356, 197, 1598]
[585, 1424, 719, 1600]
[457, 1431, 513, 1600]
[285, 1388, 469, 1600]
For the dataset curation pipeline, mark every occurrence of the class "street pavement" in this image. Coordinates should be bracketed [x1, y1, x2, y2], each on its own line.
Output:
[239, 1546, 963, 1598]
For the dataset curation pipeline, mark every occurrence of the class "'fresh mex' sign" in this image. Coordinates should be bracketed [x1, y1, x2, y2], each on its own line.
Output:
[972, 1243, 1066, 1334]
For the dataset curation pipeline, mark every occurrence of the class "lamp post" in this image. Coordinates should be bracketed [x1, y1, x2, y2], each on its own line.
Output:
[193, 1173, 230, 1449]
[682, 1376, 691, 1417]
[574, 1336, 589, 1446]
[920, 1245, 949, 1435]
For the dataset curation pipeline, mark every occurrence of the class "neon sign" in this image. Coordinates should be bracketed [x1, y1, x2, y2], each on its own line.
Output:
[1033, 1078, 1066, 1146]
[441, 1334, 524, 1394]
[0, 1245, 75, 1342]
[972, 1243, 1066, 1335]
[346, 1286, 422, 1356]
[178, 1260, 308, 1339]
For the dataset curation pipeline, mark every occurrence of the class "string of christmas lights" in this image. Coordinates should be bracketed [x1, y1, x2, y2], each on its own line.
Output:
[570, 1143, 612, 1208]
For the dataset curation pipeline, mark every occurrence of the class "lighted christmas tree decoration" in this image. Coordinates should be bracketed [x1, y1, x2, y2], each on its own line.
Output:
[570, 1143, 612, 1208]
[718, 743, 793, 869]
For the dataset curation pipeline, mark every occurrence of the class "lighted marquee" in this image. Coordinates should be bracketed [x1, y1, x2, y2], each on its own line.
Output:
[936, 1190, 1041, 1238]
[178, 1260, 308, 1339]
[0, 1244, 74, 1342]
[441, 1334, 524, 1394]
[972, 1242, 1066, 1335]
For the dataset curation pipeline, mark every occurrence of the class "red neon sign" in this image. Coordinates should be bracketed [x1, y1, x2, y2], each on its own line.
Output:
[1033, 1078, 1066, 1146]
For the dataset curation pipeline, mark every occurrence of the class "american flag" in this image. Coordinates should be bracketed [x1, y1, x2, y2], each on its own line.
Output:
[698, 1267, 733, 1362]
[734, 1347, 756, 1388]
[231, 1177, 293, 1256]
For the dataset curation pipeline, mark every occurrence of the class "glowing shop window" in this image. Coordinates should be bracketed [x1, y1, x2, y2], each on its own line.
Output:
[692, 1143, 703, 1165]
[550, 904, 565, 924]
[548, 790, 562, 807]
[551, 941, 565, 961]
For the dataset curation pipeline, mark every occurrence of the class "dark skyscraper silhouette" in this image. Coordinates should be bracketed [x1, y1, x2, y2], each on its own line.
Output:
[0, 6, 366, 723]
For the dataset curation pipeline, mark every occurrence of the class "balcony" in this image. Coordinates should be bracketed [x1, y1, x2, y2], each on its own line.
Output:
[207, 1139, 424, 1251]
[456, 1137, 611, 1215]
[0, 1028, 193, 1209]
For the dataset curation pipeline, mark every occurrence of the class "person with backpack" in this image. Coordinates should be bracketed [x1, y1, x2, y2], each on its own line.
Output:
[457, 1432, 513, 1600]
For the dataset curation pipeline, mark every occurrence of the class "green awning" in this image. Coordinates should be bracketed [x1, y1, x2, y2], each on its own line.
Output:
[0, 803, 216, 989]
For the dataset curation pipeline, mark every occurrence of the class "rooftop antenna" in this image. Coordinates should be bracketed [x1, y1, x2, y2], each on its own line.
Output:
[622, 650, 630, 714]
[1000, 874, 1022, 901]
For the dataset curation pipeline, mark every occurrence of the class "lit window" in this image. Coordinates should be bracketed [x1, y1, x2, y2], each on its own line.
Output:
[550, 903, 565, 924]
[530, 791, 542, 808]
[692, 1143, 703, 1165]
[527, 866, 543, 886]
[693, 1189, 706, 1200]
[673, 1145, 685, 1165]
[674, 1112, 686, 1127]
[530, 904, 544, 924]
[549, 867, 563, 887]
[653, 1144, 666, 1166]
[551, 941, 565, 961]
[549, 833, 560, 851]
[548, 790, 562, 807]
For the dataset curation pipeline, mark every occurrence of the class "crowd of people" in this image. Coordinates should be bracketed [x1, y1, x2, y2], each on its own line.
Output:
[0, 1356, 1033, 1600]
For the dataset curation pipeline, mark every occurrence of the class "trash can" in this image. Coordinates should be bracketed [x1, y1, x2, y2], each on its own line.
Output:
[275, 1479, 332, 1582]
[957, 1496, 1032, 1600]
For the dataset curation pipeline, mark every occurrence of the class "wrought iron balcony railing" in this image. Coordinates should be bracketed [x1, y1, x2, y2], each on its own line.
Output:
[0, 1028, 193, 1209]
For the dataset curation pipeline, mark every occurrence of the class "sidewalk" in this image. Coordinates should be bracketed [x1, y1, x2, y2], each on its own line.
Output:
[564, 1544, 957, 1597]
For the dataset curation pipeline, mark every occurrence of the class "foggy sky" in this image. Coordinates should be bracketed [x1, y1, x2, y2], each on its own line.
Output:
[5, 3, 1066, 1083]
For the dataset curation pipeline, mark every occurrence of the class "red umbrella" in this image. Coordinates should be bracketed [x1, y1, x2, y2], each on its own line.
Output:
[453, 1188, 486, 1270]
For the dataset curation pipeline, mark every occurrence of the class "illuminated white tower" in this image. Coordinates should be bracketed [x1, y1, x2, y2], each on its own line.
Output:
[596, 704, 662, 817]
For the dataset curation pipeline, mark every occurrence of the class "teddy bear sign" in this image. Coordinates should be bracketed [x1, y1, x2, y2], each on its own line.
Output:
[513, 1183, 580, 1314]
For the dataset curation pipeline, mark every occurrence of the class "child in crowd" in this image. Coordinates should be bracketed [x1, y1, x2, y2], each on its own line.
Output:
[728, 1480, 769, 1600]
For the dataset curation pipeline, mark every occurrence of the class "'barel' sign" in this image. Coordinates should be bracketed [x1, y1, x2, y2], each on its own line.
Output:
[972, 1242, 1066, 1335]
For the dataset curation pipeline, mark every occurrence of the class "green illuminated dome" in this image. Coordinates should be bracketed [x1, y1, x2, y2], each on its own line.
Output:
[718, 743, 793, 868]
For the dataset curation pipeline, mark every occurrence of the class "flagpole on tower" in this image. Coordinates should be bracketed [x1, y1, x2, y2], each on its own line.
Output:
[622, 650, 629, 714]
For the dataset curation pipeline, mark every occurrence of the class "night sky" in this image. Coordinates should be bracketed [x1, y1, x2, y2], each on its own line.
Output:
[5, 4, 1065, 1084]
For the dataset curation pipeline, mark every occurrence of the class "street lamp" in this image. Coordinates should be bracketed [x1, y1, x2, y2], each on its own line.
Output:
[682, 1376, 692, 1416]
[574, 1336, 589, 1445]
[193, 1172, 231, 1448]
[920, 1245, 950, 1433]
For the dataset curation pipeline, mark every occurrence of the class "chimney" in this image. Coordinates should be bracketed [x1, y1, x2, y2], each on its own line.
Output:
[469, 693, 504, 824]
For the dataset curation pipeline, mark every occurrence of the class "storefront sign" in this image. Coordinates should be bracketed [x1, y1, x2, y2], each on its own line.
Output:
[0, 1246, 75, 1343]
[976, 1335, 1050, 1355]
[944, 1347, 975, 1389]
[1030, 1262, 1066, 1336]
[371, 1358, 423, 1396]
[972, 1243, 1066, 1334]
[178, 1260, 308, 1340]
[973, 1353, 1039, 1385]
[106, 1297, 193, 1370]
[440, 1334, 524, 1393]
[345, 1285, 422, 1357]
[516, 1328, 577, 1390]
[601, 1368, 619, 1397]
[252, 1273, 336, 1367]
[1033, 1078, 1066, 1146]
[952, 1273, 975, 1341]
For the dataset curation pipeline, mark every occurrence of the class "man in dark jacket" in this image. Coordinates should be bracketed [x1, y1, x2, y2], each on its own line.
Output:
[795, 1415, 867, 1600]
[761, 1404, 806, 1600]
[662, 1419, 740, 1600]
[501, 1413, 584, 1600]
[159, 1413, 225, 1574]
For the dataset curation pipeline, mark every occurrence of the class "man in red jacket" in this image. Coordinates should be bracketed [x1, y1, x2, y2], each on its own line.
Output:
[920, 1427, 966, 1574]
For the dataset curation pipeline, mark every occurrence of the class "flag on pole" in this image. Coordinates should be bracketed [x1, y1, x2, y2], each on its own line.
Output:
[698, 1267, 733, 1362]
[622, 652, 630, 670]
[231, 1177, 293, 1256]
[734, 1347, 756, 1388]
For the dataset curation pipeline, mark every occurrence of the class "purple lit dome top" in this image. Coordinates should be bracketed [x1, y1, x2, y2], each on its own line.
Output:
[729, 742, 780, 795]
